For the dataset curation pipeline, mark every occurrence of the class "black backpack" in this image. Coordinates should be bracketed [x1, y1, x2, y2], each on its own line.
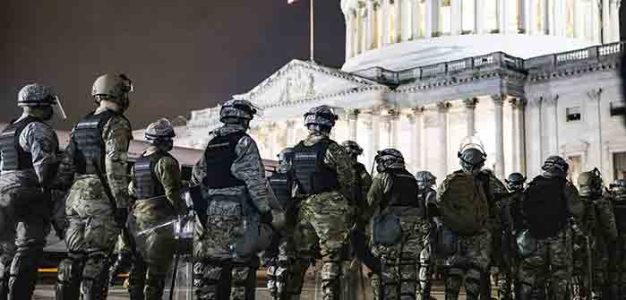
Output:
[522, 176, 567, 239]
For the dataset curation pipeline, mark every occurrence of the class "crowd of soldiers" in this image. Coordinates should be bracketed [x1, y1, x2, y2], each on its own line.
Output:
[1, 75, 626, 300]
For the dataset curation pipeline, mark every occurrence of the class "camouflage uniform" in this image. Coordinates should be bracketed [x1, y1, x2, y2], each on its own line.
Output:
[191, 123, 274, 300]
[416, 179, 436, 300]
[0, 84, 60, 300]
[572, 171, 617, 299]
[517, 157, 583, 300]
[438, 169, 507, 300]
[609, 180, 626, 298]
[291, 131, 356, 300]
[128, 140, 186, 299]
[368, 153, 429, 300]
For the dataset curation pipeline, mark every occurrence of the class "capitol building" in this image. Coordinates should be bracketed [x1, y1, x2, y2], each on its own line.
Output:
[158, 0, 625, 184]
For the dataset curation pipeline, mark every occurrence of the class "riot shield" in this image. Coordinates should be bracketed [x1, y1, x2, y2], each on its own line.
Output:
[163, 217, 195, 300]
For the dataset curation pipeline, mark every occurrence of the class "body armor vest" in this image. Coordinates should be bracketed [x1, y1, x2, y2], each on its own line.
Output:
[384, 169, 421, 212]
[268, 171, 292, 209]
[133, 151, 172, 199]
[72, 110, 118, 175]
[203, 131, 246, 189]
[0, 116, 39, 171]
[293, 139, 339, 195]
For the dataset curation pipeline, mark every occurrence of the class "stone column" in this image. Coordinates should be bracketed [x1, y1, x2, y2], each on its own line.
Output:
[602, 0, 610, 43]
[408, 107, 424, 170]
[451, 0, 462, 34]
[527, 0, 537, 34]
[519, 0, 528, 33]
[542, 0, 550, 34]
[437, 102, 449, 178]
[370, 110, 381, 165]
[346, 109, 360, 141]
[361, 5, 369, 52]
[498, 0, 507, 33]
[382, 0, 390, 45]
[464, 97, 478, 136]
[492, 94, 505, 179]
[411, 0, 421, 39]
[394, 0, 402, 42]
[387, 109, 400, 147]
[516, 98, 527, 173]
[426, 0, 440, 37]
[345, 11, 354, 60]
[475, 0, 485, 34]
[366, 0, 375, 49]
[609, 0, 620, 42]
[352, 9, 361, 56]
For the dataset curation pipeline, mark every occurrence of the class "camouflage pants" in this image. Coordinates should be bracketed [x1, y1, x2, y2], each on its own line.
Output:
[57, 178, 120, 300]
[608, 233, 626, 298]
[293, 191, 352, 300]
[193, 198, 257, 300]
[444, 229, 491, 300]
[371, 215, 429, 300]
[128, 217, 177, 300]
[517, 230, 572, 300]
[0, 186, 48, 300]
[263, 233, 290, 300]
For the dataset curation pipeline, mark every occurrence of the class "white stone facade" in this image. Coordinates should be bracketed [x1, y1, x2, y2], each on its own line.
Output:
[163, 1, 625, 184]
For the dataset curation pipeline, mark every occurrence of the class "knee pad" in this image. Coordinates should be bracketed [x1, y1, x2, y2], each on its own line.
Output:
[82, 252, 109, 281]
[57, 253, 85, 284]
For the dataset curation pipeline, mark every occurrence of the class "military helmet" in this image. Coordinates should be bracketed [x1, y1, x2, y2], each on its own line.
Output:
[542, 156, 569, 174]
[458, 136, 487, 173]
[505, 172, 526, 191]
[304, 105, 338, 129]
[145, 118, 176, 142]
[92, 73, 133, 100]
[375, 148, 405, 172]
[277, 147, 295, 165]
[342, 140, 363, 156]
[578, 168, 603, 197]
[17, 84, 57, 107]
[415, 171, 436, 186]
[219, 99, 258, 122]
[610, 179, 626, 201]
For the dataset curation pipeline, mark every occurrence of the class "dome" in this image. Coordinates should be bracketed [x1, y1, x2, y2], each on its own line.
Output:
[340, 0, 621, 70]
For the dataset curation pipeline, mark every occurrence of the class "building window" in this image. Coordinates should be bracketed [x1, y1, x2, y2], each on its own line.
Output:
[614, 152, 626, 180]
[566, 106, 581, 122]
[610, 101, 626, 117]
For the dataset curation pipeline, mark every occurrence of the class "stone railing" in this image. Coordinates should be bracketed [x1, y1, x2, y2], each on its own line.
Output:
[353, 51, 525, 84]
[352, 42, 624, 84]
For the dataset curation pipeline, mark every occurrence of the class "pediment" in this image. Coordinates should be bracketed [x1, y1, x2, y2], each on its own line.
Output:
[234, 59, 382, 109]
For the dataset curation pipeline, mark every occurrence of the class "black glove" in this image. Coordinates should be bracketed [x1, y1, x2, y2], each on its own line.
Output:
[260, 211, 273, 224]
[51, 219, 66, 240]
[114, 208, 129, 227]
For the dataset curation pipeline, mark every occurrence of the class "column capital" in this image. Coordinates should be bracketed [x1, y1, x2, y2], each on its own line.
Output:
[463, 97, 478, 109]
[411, 106, 424, 114]
[541, 94, 559, 105]
[437, 101, 450, 113]
[345, 108, 361, 119]
[586, 88, 603, 100]
[491, 94, 506, 105]
[509, 97, 527, 110]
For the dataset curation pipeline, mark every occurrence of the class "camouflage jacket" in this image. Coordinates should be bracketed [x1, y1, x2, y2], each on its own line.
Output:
[129, 146, 187, 224]
[581, 194, 617, 241]
[56, 106, 132, 208]
[294, 132, 356, 203]
[0, 114, 59, 190]
[191, 124, 271, 215]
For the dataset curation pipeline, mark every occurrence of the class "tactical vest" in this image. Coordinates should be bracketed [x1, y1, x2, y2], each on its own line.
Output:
[293, 139, 339, 195]
[0, 116, 39, 171]
[72, 110, 118, 175]
[384, 169, 422, 213]
[523, 176, 567, 239]
[268, 171, 292, 209]
[133, 151, 172, 199]
[203, 131, 246, 189]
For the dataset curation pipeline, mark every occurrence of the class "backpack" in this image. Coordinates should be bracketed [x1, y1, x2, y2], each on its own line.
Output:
[438, 172, 489, 236]
[522, 176, 567, 239]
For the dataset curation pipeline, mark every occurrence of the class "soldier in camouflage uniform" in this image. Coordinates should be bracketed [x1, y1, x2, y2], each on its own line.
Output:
[367, 149, 428, 300]
[497, 172, 526, 300]
[55, 74, 134, 299]
[517, 156, 583, 300]
[341, 140, 372, 300]
[573, 169, 617, 299]
[290, 105, 356, 300]
[191, 99, 283, 300]
[415, 171, 437, 300]
[437, 142, 508, 300]
[127, 118, 187, 300]
[263, 147, 297, 300]
[609, 179, 626, 298]
[0, 84, 61, 299]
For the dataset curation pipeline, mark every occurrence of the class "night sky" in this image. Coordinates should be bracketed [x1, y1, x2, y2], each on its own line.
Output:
[0, 0, 345, 130]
